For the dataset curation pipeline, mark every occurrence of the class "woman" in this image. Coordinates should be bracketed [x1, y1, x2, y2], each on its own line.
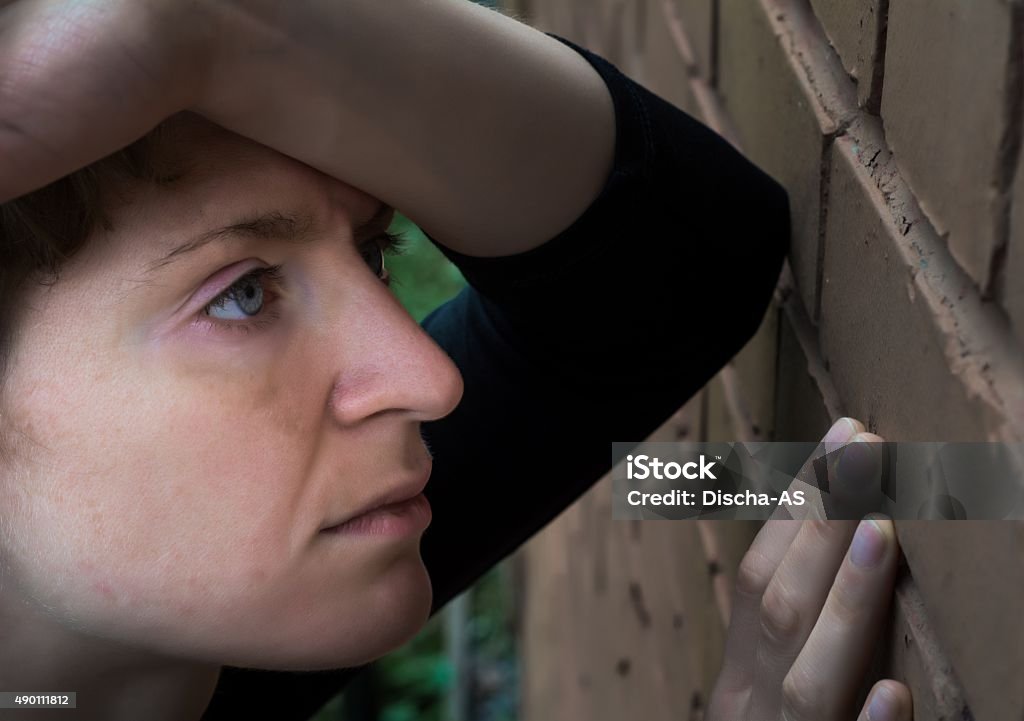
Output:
[0, 0, 911, 719]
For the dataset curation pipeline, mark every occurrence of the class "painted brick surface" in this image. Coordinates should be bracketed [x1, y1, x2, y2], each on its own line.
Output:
[689, 76, 742, 148]
[879, 572, 975, 721]
[880, 0, 1020, 293]
[668, 0, 715, 80]
[808, 0, 884, 110]
[639, 0, 699, 116]
[894, 522, 1024, 721]
[518, 398, 740, 721]
[622, 0, 649, 78]
[774, 306, 832, 442]
[510, 1, 1024, 718]
[705, 373, 739, 442]
[717, 0, 857, 320]
[596, 0, 645, 77]
[729, 300, 780, 440]
[1004, 147, 1024, 344]
[527, 0, 581, 44]
[820, 124, 1004, 442]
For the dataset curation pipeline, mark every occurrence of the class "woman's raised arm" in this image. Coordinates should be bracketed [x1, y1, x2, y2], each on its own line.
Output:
[0, 0, 615, 257]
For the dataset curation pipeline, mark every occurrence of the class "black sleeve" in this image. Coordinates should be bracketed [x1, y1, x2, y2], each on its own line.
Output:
[201, 32, 789, 721]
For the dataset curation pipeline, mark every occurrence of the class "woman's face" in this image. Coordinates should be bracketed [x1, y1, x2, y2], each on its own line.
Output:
[0, 115, 464, 670]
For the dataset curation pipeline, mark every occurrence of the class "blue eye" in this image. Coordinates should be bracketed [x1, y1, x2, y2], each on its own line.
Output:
[194, 228, 409, 338]
[199, 265, 284, 334]
[206, 270, 271, 320]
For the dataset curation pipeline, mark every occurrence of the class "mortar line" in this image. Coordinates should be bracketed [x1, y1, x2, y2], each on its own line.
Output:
[813, 134, 836, 325]
[988, 1, 1024, 303]
[864, 0, 890, 114]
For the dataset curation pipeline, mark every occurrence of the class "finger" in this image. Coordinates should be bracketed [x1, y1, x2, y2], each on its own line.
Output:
[747, 429, 884, 719]
[745, 518, 858, 719]
[832, 432, 888, 521]
[787, 429, 886, 522]
[707, 417, 862, 714]
[770, 418, 865, 522]
[781, 516, 900, 721]
[857, 680, 913, 721]
[708, 518, 803, 706]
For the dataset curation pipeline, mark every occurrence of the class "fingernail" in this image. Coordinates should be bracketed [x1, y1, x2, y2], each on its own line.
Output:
[838, 436, 878, 482]
[823, 417, 859, 444]
[867, 684, 898, 721]
[850, 514, 889, 568]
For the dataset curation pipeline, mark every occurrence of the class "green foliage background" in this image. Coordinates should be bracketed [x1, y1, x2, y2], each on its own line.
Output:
[384, 213, 467, 323]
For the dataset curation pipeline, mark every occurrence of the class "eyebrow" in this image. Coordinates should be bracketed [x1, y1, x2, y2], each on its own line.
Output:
[144, 201, 395, 275]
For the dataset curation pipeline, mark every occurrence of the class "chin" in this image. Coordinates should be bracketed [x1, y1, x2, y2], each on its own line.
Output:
[246, 555, 434, 672]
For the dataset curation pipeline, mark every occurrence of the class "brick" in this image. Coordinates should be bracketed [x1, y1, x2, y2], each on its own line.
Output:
[518, 518, 575, 719]
[1003, 147, 1024, 344]
[638, 0, 699, 116]
[808, 0, 885, 110]
[819, 118, 1022, 440]
[584, 0, 643, 77]
[675, 392, 703, 441]
[695, 519, 761, 627]
[704, 373, 732, 442]
[667, 0, 715, 80]
[773, 307, 832, 441]
[527, 0, 564, 34]
[880, 0, 1020, 293]
[731, 298, 781, 440]
[893, 522, 1024, 721]
[718, 0, 857, 320]
[875, 571, 975, 721]
[520, 468, 732, 720]
[689, 76, 742, 149]
[574, 0, 601, 47]
[620, 518, 726, 708]
[717, 365, 757, 441]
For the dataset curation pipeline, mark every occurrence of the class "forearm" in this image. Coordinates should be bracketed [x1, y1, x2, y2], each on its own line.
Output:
[196, 0, 615, 257]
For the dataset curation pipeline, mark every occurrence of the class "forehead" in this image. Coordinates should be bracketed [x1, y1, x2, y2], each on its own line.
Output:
[99, 113, 379, 256]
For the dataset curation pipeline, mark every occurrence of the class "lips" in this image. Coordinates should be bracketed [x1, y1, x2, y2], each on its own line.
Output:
[319, 462, 432, 532]
[321, 493, 432, 537]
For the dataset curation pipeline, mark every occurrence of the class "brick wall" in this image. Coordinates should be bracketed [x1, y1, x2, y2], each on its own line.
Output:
[505, 1, 1024, 719]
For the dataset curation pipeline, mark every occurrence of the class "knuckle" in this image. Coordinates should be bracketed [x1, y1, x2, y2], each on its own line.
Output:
[759, 580, 801, 643]
[826, 577, 863, 627]
[781, 670, 821, 720]
[804, 518, 840, 546]
[735, 549, 773, 600]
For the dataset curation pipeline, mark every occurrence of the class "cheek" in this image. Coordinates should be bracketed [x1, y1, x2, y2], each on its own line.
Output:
[2, 328, 433, 667]
[1, 354, 322, 636]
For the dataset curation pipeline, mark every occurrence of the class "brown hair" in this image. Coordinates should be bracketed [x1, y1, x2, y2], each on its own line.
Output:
[0, 126, 177, 384]
[0, 124, 185, 464]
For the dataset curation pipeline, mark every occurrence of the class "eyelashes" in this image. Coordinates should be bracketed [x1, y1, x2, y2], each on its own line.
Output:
[195, 230, 411, 336]
[364, 230, 411, 288]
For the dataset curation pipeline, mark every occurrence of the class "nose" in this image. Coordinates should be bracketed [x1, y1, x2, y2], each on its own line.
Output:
[326, 285, 464, 427]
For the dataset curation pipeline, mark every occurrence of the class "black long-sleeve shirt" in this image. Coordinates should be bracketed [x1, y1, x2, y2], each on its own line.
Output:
[201, 33, 789, 721]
